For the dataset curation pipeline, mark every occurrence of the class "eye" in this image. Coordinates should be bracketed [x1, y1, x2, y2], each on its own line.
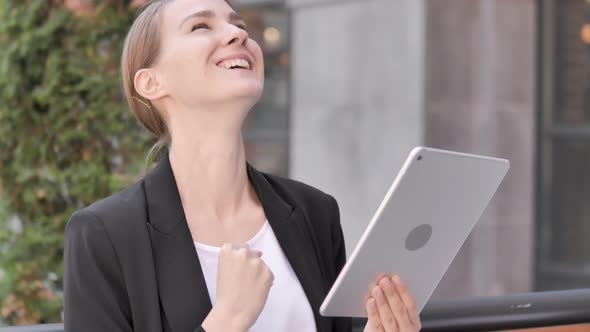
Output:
[191, 23, 209, 32]
[236, 24, 248, 32]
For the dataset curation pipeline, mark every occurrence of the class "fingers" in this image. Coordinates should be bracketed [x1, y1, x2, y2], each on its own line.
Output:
[221, 243, 263, 258]
[379, 276, 412, 331]
[366, 274, 422, 332]
[262, 261, 275, 285]
[372, 283, 398, 331]
[233, 244, 272, 283]
[365, 297, 384, 332]
[366, 273, 387, 302]
[220, 243, 272, 289]
[237, 246, 262, 259]
[391, 275, 421, 329]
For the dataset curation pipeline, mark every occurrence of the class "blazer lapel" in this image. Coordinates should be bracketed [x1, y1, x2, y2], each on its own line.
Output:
[144, 155, 212, 332]
[144, 154, 331, 332]
[247, 164, 332, 332]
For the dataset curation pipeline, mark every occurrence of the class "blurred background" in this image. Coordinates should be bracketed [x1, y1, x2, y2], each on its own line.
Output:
[0, 0, 589, 329]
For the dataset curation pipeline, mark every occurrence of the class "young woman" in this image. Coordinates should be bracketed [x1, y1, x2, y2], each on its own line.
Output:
[63, 0, 422, 331]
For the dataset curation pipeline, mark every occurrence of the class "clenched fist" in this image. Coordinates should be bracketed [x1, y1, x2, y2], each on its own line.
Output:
[202, 243, 274, 332]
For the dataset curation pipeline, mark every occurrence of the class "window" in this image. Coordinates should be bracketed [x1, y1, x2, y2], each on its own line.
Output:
[536, 0, 590, 290]
[240, 5, 291, 177]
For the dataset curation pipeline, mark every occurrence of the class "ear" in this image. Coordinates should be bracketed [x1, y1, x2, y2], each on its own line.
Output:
[134, 68, 167, 101]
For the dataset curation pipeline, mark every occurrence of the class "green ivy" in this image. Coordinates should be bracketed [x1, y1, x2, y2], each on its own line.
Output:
[0, 1, 150, 324]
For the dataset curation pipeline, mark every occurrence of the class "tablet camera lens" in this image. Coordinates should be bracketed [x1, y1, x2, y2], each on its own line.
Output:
[417, 156, 422, 161]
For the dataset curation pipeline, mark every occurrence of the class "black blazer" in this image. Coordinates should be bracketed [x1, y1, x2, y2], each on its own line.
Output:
[64, 154, 353, 332]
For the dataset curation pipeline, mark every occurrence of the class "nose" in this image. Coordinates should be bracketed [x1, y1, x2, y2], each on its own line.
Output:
[222, 23, 249, 46]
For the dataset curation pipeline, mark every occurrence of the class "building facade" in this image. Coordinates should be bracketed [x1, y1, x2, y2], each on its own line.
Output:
[235, 0, 589, 300]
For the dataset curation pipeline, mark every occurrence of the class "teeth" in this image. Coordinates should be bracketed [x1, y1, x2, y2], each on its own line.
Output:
[217, 58, 250, 69]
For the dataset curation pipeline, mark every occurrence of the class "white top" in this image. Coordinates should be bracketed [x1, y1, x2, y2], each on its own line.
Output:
[194, 220, 317, 332]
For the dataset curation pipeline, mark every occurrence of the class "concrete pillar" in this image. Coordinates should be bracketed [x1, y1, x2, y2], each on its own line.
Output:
[287, 0, 425, 255]
[424, 0, 536, 299]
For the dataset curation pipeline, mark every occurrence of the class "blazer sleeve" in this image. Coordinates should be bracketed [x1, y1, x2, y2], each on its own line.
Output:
[64, 209, 133, 331]
[329, 196, 354, 332]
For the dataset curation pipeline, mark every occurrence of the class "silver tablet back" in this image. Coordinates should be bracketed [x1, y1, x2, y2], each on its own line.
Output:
[320, 147, 510, 317]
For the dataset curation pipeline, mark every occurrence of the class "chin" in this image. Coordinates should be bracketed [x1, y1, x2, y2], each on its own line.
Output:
[236, 93, 263, 109]
[229, 82, 263, 100]
[213, 91, 262, 110]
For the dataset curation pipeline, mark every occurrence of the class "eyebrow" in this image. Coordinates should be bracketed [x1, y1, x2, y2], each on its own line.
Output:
[178, 10, 245, 29]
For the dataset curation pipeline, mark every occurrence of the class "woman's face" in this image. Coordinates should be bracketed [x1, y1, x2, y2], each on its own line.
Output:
[154, 0, 264, 110]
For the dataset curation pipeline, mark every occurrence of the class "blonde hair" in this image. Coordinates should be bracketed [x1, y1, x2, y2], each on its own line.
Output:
[122, 0, 173, 163]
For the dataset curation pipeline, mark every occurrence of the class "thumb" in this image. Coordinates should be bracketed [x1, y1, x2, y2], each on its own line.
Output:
[231, 243, 263, 258]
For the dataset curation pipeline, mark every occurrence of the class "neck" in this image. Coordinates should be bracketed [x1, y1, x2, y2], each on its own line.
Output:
[167, 104, 254, 222]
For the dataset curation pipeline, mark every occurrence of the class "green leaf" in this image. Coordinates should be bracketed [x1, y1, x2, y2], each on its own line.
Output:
[0, 1, 151, 324]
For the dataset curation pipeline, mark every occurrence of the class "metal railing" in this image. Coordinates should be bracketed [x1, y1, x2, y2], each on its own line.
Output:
[1, 289, 590, 332]
[355, 289, 590, 332]
[0, 325, 62, 332]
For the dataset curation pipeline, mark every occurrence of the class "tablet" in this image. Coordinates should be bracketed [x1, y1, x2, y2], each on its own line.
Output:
[319, 147, 510, 318]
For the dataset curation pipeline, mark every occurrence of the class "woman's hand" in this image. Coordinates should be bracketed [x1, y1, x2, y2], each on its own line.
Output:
[364, 274, 422, 332]
[202, 244, 273, 332]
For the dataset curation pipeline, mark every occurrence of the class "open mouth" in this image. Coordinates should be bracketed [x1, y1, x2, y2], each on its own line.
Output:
[216, 58, 251, 70]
